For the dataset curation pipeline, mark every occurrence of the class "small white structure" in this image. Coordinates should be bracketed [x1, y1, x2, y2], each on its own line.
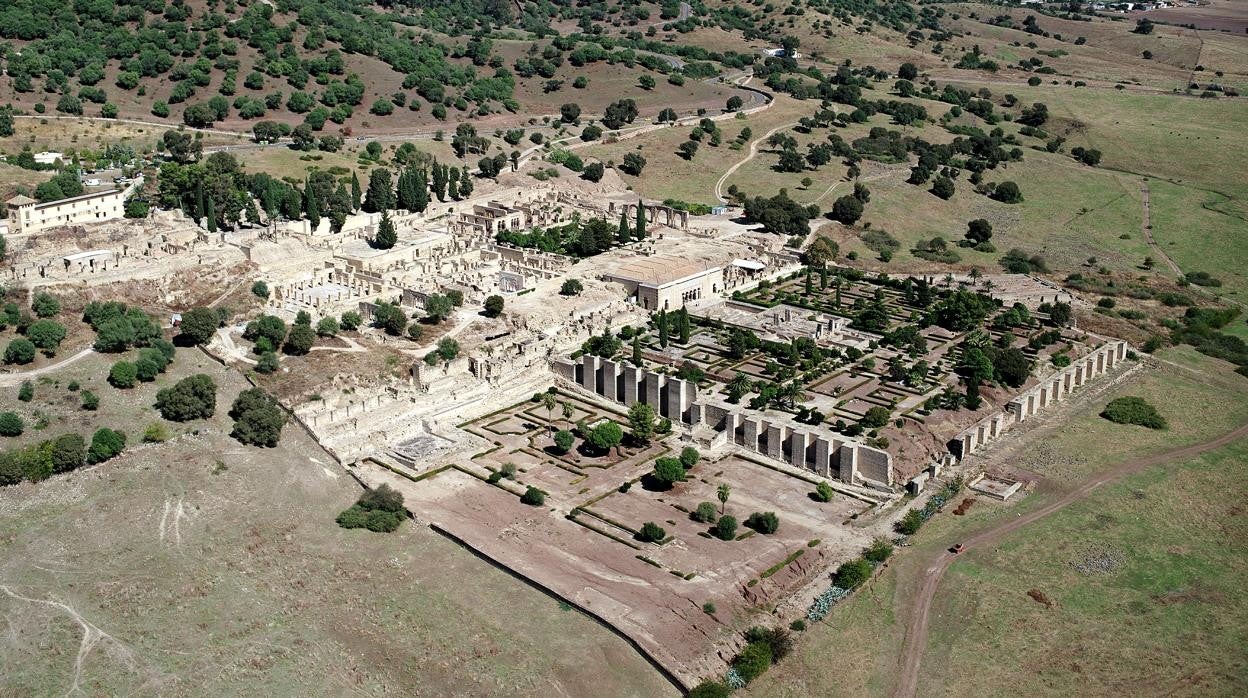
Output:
[34, 151, 64, 166]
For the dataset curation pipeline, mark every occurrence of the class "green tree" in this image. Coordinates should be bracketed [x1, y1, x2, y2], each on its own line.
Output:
[178, 307, 219, 345]
[731, 642, 773, 683]
[424, 294, 454, 323]
[4, 338, 36, 365]
[27, 320, 66, 355]
[587, 420, 624, 455]
[653, 457, 685, 488]
[554, 429, 574, 454]
[350, 172, 362, 211]
[714, 514, 738, 540]
[155, 374, 217, 422]
[693, 501, 718, 523]
[109, 361, 139, 388]
[229, 388, 287, 447]
[17, 381, 33, 402]
[283, 323, 316, 355]
[628, 402, 656, 444]
[483, 295, 504, 318]
[635, 202, 647, 240]
[51, 433, 86, 473]
[814, 480, 835, 503]
[87, 428, 126, 464]
[31, 292, 59, 318]
[745, 511, 780, 534]
[834, 558, 873, 589]
[373, 209, 397, 249]
[637, 521, 666, 542]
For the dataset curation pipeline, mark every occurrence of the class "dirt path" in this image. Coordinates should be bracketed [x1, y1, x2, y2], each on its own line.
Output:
[893, 420, 1248, 698]
[714, 121, 798, 202]
[1139, 180, 1183, 277]
[0, 347, 94, 386]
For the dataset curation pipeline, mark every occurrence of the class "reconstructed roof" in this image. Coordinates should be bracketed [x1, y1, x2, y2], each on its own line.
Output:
[608, 256, 718, 287]
[5, 195, 36, 206]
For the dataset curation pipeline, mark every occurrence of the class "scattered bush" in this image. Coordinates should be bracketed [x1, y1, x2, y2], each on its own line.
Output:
[637, 521, 666, 543]
[87, 428, 126, 464]
[229, 388, 287, 447]
[521, 485, 546, 506]
[337, 483, 405, 532]
[108, 361, 139, 388]
[834, 557, 874, 589]
[714, 515, 738, 541]
[693, 501, 718, 523]
[0, 412, 24, 437]
[1100, 396, 1166, 429]
[155, 374, 217, 422]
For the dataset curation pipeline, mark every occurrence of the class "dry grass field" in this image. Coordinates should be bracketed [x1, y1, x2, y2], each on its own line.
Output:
[0, 350, 674, 696]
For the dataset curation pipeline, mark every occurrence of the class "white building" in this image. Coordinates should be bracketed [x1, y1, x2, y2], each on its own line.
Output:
[33, 151, 64, 166]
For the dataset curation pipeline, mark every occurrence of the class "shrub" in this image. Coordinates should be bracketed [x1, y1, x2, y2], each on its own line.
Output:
[679, 446, 700, 469]
[637, 521, 666, 543]
[688, 681, 730, 698]
[4, 338, 36, 364]
[790, 619, 807, 632]
[745, 625, 794, 661]
[834, 557, 873, 589]
[135, 357, 161, 382]
[897, 508, 924, 534]
[1101, 396, 1166, 429]
[338, 484, 405, 532]
[256, 351, 280, 373]
[693, 501, 718, 523]
[51, 433, 86, 472]
[0, 412, 24, 436]
[813, 481, 834, 502]
[136, 418, 170, 442]
[109, 361, 139, 388]
[316, 317, 340, 337]
[745, 511, 780, 534]
[731, 641, 773, 683]
[714, 515, 738, 541]
[864, 538, 894, 563]
[81, 390, 99, 411]
[155, 374, 217, 422]
[87, 428, 126, 464]
[521, 486, 546, 506]
[18, 381, 33, 402]
[251, 280, 270, 298]
[553, 429, 574, 453]
[31, 292, 60, 318]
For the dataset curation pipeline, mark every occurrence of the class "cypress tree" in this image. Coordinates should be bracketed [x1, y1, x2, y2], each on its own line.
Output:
[631, 334, 642, 366]
[458, 167, 473, 197]
[617, 213, 631, 246]
[205, 196, 217, 233]
[374, 210, 397, 249]
[431, 162, 446, 201]
[192, 179, 204, 221]
[678, 308, 690, 344]
[363, 168, 394, 213]
[805, 268, 813, 295]
[413, 168, 430, 212]
[657, 309, 669, 348]
[350, 172, 362, 211]
[304, 182, 320, 231]
[634, 202, 646, 240]
[820, 266, 828, 290]
[447, 166, 460, 199]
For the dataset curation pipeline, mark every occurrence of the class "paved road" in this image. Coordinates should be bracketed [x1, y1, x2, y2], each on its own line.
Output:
[893, 419, 1248, 698]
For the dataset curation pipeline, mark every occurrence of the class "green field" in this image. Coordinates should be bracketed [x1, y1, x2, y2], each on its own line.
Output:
[749, 346, 1248, 696]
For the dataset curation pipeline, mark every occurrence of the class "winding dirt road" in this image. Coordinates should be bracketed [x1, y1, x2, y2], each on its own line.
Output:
[894, 420, 1248, 698]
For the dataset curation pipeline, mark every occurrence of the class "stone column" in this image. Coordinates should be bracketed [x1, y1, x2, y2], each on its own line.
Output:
[765, 423, 785, 461]
[741, 418, 762, 450]
[602, 360, 620, 401]
[788, 430, 810, 469]
[963, 432, 976, 457]
[663, 377, 688, 421]
[839, 444, 859, 484]
[814, 437, 832, 477]
[644, 371, 663, 408]
[581, 355, 600, 393]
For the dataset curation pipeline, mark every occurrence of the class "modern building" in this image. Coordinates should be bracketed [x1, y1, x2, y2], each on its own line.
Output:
[603, 256, 723, 310]
[6, 186, 131, 236]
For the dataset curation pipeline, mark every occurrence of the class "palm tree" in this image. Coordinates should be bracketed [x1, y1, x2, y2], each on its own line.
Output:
[541, 393, 557, 436]
[717, 483, 731, 515]
[943, 272, 954, 289]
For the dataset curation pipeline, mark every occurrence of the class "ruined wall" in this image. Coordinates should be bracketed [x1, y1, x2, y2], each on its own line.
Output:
[556, 355, 894, 488]
[952, 339, 1130, 459]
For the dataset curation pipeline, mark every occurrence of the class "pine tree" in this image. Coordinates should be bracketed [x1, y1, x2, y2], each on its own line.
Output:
[374, 210, 397, 249]
[458, 168, 473, 198]
[304, 183, 320, 231]
[205, 196, 217, 233]
[634, 202, 646, 240]
[657, 310, 669, 348]
[617, 213, 631, 245]
[350, 172, 362, 211]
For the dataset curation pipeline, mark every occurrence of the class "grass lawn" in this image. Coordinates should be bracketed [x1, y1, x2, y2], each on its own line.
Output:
[924, 438, 1248, 695]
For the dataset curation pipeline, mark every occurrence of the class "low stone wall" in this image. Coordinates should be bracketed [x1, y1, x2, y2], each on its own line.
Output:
[951, 339, 1129, 459]
[555, 355, 894, 488]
